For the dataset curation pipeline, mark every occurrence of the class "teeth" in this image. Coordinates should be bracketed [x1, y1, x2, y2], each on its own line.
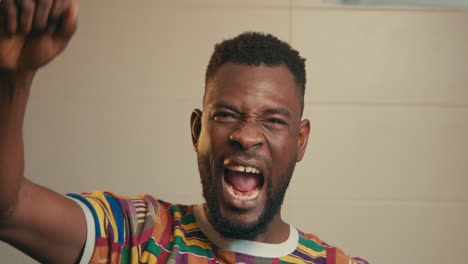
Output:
[226, 165, 261, 174]
[226, 184, 260, 200]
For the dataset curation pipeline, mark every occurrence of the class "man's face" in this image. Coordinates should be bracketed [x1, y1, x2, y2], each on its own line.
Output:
[191, 63, 309, 240]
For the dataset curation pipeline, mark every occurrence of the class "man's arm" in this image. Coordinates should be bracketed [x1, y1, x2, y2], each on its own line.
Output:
[0, 1, 88, 263]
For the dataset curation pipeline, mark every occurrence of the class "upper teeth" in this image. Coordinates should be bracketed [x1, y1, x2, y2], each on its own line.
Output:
[226, 165, 261, 174]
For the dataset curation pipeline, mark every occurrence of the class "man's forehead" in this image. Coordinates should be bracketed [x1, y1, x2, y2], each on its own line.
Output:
[204, 63, 299, 102]
[203, 63, 302, 117]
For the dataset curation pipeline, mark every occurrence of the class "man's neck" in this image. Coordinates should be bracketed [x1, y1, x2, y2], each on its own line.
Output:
[193, 204, 299, 258]
[250, 213, 290, 244]
[203, 204, 290, 244]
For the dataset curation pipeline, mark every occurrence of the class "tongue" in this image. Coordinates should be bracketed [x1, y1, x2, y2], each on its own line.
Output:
[227, 171, 259, 192]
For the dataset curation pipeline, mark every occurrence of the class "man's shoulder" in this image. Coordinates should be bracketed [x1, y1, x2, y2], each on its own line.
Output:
[298, 230, 369, 264]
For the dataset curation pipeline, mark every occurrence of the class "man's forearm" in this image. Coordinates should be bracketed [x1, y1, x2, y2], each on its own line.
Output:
[0, 72, 88, 263]
[0, 72, 35, 222]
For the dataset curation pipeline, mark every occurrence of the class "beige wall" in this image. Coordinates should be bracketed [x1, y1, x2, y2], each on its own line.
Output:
[1, 0, 467, 263]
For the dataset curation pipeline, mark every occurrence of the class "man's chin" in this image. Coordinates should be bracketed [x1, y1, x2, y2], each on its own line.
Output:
[206, 203, 269, 240]
[211, 214, 267, 240]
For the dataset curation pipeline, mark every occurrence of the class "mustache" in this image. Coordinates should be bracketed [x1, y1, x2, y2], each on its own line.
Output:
[222, 151, 271, 170]
[223, 151, 263, 161]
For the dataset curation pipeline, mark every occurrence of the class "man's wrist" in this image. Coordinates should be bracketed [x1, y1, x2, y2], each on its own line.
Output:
[0, 70, 36, 100]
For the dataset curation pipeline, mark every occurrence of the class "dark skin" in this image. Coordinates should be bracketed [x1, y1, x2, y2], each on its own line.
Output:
[0, 0, 310, 262]
[191, 62, 310, 243]
[0, 1, 86, 263]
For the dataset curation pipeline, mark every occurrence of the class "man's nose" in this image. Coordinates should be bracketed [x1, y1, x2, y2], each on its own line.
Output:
[229, 121, 264, 150]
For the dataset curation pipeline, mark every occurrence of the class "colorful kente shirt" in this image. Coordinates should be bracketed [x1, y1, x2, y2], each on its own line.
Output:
[68, 192, 368, 264]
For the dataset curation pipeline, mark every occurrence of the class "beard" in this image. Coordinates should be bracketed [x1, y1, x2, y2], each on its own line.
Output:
[197, 151, 296, 240]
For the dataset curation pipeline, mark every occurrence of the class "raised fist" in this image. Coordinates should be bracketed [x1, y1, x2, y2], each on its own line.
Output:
[0, 0, 78, 73]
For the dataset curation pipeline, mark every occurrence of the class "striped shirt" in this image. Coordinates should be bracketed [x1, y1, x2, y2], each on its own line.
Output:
[68, 192, 368, 264]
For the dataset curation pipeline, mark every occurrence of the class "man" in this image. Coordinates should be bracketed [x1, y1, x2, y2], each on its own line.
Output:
[0, 1, 368, 263]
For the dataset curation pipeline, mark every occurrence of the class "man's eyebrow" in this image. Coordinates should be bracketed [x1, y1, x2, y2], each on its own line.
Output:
[263, 108, 292, 118]
[213, 102, 241, 113]
[212, 103, 292, 118]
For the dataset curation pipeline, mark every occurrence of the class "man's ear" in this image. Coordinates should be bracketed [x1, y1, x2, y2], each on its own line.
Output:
[296, 119, 310, 162]
[190, 109, 203, 151]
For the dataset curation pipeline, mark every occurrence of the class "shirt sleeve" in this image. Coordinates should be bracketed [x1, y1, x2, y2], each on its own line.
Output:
[68, 196, 95, 264]
[67, 191, 169, 263]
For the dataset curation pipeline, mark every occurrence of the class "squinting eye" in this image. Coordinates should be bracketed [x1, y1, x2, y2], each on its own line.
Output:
[266, 118, 287, 125]
[213, 112, 238, 122]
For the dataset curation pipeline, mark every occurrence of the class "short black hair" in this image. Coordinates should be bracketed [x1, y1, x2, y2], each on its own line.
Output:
[205, 32, 307, 114]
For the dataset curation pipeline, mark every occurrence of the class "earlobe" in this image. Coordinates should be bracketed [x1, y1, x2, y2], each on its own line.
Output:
[296, 119, 310, 162]
[190, 109, 203, 151]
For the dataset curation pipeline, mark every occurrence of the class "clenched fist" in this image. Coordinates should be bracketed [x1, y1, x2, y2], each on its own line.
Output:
[0, 0, 78, 73]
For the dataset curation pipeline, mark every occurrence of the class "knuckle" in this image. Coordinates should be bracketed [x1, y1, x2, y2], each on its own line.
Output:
[6, 3, 16, 14]
[36, 0, 51, 8]
[49, 1, 60, 16]
[17, 0, 33, 11]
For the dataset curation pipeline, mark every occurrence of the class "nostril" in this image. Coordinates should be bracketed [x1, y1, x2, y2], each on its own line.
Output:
[229, 135, 243, 149]
[229, 134, 263, 150]
[229, 125, 264, 150]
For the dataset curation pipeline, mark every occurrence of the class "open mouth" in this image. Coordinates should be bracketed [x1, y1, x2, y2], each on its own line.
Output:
[223, 164, 265, 201]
